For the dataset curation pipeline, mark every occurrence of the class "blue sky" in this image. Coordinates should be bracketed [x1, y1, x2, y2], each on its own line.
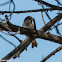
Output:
[0, 0, 62, 62]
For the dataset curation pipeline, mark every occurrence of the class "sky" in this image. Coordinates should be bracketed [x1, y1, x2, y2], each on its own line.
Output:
[0, 0, 62, 62]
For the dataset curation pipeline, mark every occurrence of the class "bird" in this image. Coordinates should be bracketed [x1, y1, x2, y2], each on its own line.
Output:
[22, 16, 38, 48]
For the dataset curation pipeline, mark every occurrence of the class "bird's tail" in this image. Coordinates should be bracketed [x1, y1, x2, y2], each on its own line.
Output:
[32, 40, 38, 48]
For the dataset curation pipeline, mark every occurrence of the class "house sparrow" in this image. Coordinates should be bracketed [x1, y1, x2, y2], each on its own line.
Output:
[22, 16, 37, 48]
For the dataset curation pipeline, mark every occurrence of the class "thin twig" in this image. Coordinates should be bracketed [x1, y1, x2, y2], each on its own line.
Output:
[41, 12, 46, 24]
[0, 34, 16, 48]
[8, 32, 22, 43]
[0, 8, 62, 14]
[41, 46, 62, 62]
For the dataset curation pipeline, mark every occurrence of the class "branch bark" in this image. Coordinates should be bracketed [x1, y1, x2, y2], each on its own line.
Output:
[41, 46, 62, 62]
[0, 8, 62, 14]
[34, 0, 62, 10]
[1, 13, 62, 60]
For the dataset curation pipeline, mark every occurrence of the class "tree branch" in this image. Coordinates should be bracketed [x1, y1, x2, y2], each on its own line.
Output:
[1, 13, 62, 60]
[40, 14, 62, 32]
[41, 46, 62, 62]
[1, 38, 32, 61]
[0, 8, 62, 14]
[34, 0, 62, 10]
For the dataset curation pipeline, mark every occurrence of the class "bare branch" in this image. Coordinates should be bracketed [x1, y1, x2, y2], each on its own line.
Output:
[41, 46, 62, 62]
[34, 0, 62, 9]
[1, 38, 32, 60]
[8, 32, 22, 43]
[40, 14, 62, 32]
[0, 34, 16, 48]
[0, 13, 62, 59]
[0, 1, 10, 6]
[2, 31, 62, 60]
[13, 13, 62, 58]
[0, 6, 62, 60]
[41, 12, 46, 24]
[0, 8, 62, 14]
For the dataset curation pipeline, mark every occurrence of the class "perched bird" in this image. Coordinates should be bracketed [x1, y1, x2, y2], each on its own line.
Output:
[22, 16, 37, 48]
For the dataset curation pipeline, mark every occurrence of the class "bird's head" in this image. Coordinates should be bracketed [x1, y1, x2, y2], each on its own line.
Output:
[24, 16, 33, 23]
